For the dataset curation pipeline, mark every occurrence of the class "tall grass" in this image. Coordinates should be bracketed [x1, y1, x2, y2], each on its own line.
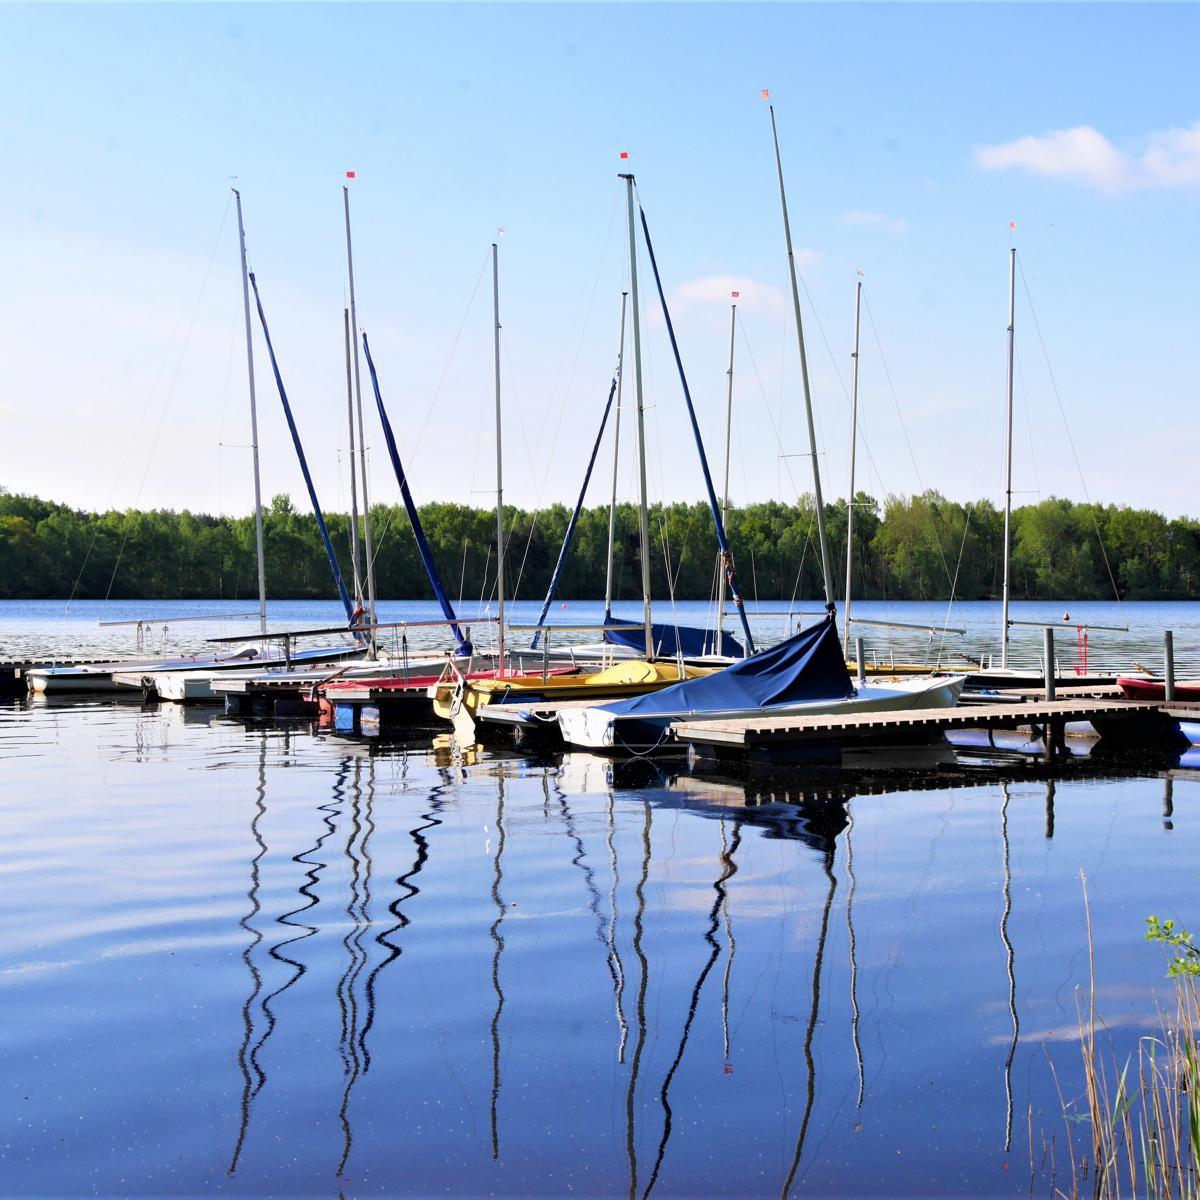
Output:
[1055, 873, 1200, 1199]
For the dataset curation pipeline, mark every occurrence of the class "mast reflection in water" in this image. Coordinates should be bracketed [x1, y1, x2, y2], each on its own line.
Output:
[2, 699, 1196, 1198]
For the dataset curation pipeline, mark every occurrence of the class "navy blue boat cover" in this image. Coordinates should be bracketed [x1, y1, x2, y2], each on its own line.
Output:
[597, 615, 851, 719]
[604, 616, 743, 661]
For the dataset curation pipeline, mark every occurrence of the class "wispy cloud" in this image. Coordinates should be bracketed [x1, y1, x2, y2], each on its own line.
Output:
[838, 210, 909, 233]
[976, 121, 1200, 191]
[672, 273, 791, 315]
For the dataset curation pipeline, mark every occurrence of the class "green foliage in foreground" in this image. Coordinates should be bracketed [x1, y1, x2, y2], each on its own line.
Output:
[2, 485, 1199, 601]
[1147, 915, 1200, 979]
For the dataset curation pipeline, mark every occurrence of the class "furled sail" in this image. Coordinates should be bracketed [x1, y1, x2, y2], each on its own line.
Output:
[361, 333, 472, 656]
[248, 272, 356, 627]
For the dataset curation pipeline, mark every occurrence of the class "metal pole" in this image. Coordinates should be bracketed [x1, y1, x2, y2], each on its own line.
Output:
[343, 184, 378, 632]
[604, 292, 628, 619]
[621, 173, 654, 659]
[343, 307, 362, 606]
[1164, 629, 1176, 702]
[233, 188, 268, 635]
[1043, 627, 1055, 702]
[717, 300, 736, 642]
[767, 103, 835, 613]
[1001, 245, 1016, 669]
[844, 278, 862, 655]
[492, 242, 506, 675]
[855, 636, 866, 688]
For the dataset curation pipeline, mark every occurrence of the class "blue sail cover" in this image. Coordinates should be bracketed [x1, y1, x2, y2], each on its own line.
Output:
[598, 615, 851, 720]
[604, 616, 743, 660]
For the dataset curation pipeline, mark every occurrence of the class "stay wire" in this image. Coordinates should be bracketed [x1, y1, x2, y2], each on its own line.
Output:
[1016, 255, 1122, 605]
[101, 192, 234, 604]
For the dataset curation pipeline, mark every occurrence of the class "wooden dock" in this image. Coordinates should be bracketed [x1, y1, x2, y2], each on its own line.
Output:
[674, 698, 1192, 750]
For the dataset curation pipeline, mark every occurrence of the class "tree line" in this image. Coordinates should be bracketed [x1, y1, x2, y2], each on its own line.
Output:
[1, 486, 1197, 602]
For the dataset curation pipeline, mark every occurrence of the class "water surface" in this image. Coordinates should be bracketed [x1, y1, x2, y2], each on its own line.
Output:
[2, 694, 1197, 1196]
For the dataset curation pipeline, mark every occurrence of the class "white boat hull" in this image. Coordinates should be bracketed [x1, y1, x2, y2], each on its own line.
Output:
[557, 674, 966, 751]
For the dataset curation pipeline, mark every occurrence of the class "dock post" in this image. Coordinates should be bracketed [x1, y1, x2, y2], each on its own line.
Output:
[1043, 628, 1055, 702]
[1164, 630, 1176, 702]
[855, 637, 866, 687]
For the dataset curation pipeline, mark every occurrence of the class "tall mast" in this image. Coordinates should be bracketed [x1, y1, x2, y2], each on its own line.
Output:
[766, 100, 836, 614]
[843, 278, 863, 655]
[621, 173, 654, 659]
[603, 291, 628, 619]
[1001, 242, 1016, 668]
[343, 183, 378, 632]
[343, 307, 363, 607]
[492, 241, 506, 675]
[232, 188, 268, 635]
[716, 297, 737, 640]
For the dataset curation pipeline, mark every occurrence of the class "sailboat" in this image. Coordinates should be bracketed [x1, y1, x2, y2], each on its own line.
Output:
[28, 191, 366, 697]
[427, 216, 715, 739]
[557, 100, 964, 752]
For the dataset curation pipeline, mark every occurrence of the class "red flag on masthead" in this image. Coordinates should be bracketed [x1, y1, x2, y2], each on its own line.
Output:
[346, 170, 357, 179]
[761, 89, 770, 100]
[619, 151, 629, 159]
[731, 290, 740, 299]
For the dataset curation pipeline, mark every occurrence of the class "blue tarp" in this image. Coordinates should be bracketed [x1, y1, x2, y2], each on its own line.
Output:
[597, 615, 852, 719]
[604, 616, 743, 661]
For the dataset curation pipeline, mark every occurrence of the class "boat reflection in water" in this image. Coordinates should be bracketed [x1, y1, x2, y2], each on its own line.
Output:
[200, 728, 1190, 1197]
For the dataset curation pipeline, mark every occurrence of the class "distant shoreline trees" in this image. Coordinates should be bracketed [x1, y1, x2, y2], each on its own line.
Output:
[1, 487, 1197, 603]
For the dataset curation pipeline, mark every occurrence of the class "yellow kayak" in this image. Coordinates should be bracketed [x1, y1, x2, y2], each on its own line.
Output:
[430, 658, 716, 741]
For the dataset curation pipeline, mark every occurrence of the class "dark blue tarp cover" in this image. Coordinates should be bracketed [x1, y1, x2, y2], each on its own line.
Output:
[598, 615, 851, 719]
[604, 616, 743, 661]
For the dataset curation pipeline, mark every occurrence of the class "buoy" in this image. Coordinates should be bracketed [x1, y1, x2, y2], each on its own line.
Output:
[1062, 611, 1070, 622]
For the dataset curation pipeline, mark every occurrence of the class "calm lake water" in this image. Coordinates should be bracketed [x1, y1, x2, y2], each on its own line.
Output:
[2, 684, 1199, 1195]
[3, 596, 1200, 674]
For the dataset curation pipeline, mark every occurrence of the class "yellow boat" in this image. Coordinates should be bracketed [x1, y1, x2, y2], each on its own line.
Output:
[429, 658, 716, 741]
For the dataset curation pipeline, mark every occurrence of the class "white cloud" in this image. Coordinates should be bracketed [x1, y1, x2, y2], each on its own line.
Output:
[976, 121, 1200, 191]
[672, 273, 790, 315]
[838, 210, 909, 233]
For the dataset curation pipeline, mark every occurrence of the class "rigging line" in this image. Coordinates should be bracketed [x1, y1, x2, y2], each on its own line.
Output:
[73, 193, 234, 609]
[1014, 342, 1042, 497]
[530, 190, 621, 507]
[1016, 255, 1122, 604]
[860, 290, 956, 590]
[737, 319, 802, 500]
[795, 272, 887, 501]
[365, 252, 492, 569]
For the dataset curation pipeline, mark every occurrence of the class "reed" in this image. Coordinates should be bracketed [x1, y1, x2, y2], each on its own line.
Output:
[1055, 873, 1200, 1199]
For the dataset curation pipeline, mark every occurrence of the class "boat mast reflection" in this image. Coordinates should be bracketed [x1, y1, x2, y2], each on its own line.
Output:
[781, 842, 838, 1198]
[626, 801, 652, 1200]
[490, 769, 507, 1161]
[641, 820, 741, 1198]
[999, 783, 1019, 1153]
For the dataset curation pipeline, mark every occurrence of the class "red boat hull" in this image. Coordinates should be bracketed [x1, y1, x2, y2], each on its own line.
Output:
[1117, 676, 1200, 702]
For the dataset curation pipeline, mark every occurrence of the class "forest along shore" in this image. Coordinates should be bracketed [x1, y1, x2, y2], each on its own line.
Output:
[2, 487, 1194, 602]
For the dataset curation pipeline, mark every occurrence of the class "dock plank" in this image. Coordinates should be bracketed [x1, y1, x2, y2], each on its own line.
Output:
[675, 699, 1163, 747]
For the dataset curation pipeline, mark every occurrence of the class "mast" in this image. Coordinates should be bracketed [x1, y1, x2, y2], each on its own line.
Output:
[603, 291, 628, 620]
[766, 99, 836, 614]
[232, 188, 268, 635]
[343, 307, 363, 607]
[492, 241, 506, 675]
[621, 172, 654, 659]
[343, 182, 378, 634]
[716, 297, 737, 641]
[843, 278, 863, 655]
[1001, 242, 1016, 669]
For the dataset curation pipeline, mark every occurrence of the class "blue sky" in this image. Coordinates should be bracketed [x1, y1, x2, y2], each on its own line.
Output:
[2, 2, 1198, 523]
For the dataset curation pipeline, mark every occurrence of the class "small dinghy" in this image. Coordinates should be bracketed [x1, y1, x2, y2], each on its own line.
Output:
[1117, 676, 1200, 702]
